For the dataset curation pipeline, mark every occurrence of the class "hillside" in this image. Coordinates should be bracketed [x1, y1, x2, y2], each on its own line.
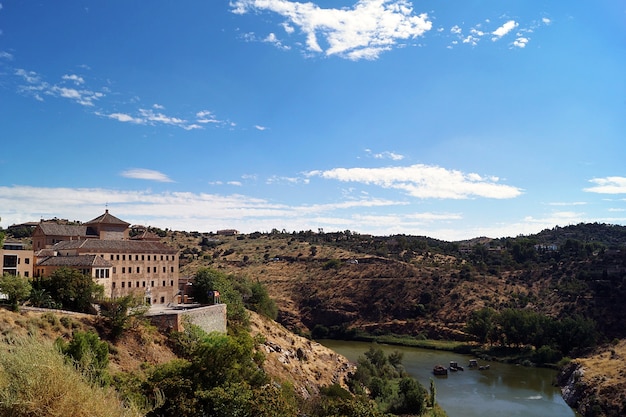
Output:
[0, 307, 353, 403]
[171, 224, 626, 341]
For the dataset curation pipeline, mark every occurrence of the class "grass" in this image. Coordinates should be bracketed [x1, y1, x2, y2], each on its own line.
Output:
[0, 336, 144, 417]
[351, 333, 471, 352]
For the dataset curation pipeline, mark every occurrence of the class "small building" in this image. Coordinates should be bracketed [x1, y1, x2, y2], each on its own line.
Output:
[216, 229, 239, 236]
[1, 241, 34, 277]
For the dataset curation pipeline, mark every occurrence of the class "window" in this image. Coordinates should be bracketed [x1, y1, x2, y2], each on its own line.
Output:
[122, 282, 125, 288]
[113, 267, 116, 273]
[137, 267, 140, 273]
[123, 255, 126, 261]
[161, 255, 163, 261]
[122, 267, 126, 274]
[128, 281, 131, 288]
[142, 281, 146, 287]
[162, 281, 166, 287]
[24, 272, 29, 278]
[163, 267, 166, 273]
[151, 280, 154, 287]
[148, 255, 151, 261]
[25, 258, 30, 264]
[142, 255, 145, 261]
[135, 255, 139, 261]
[116, 255, 120, 260]
[171, 266, 174, 273]
[136, 281, 140, 288]
[112, 282, 116, 289]
[110, 255, 114, 260]
[170, 280, 174, 286]
[160, 297, 165, 303]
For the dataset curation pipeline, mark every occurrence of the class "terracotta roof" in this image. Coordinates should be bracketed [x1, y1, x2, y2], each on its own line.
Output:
[37, 254, 112, 267]
[53, 239, 178, 254]
[85, 210, 130, 226]
[37, 223, 97, 237]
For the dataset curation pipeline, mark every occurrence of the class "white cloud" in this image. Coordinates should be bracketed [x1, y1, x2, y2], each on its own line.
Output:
[512, 37, 529, 48]
[0, 51, 14, 60]
[104, 112, 145, 124]
[542, 17, 551, 25]
[584, 177, 626, 194]
[62, 74, 85, 85]
[120, 168, 174, 183]
[306, 164, 523, 199]
[263, 32, 290, 50]
[365, 149, 405, 160]
[254, 125, 268, 131]
[492, 20, 518, 40]
[231, 0, 433, 60]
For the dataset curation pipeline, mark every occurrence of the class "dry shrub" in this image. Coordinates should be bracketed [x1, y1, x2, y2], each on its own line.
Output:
[0, 336, 142, 417]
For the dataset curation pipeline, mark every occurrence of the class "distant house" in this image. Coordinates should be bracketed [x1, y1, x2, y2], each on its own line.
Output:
[216, 229, 239, 236]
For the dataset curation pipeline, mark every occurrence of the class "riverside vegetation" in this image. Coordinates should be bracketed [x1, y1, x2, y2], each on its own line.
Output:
[2, 222, 626, 416]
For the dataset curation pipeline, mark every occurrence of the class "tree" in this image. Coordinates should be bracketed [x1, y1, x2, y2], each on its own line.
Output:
[0, 273, 32, 311]
[99, 295, 149, 340]
[465, 307, 496, 344]
[38, 267, 104, 313]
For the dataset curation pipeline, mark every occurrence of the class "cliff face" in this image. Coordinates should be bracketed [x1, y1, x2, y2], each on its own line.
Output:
[558, 341, 626, 417]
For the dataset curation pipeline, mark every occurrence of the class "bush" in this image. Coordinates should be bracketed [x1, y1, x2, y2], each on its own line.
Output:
[0, 336, 142, 417]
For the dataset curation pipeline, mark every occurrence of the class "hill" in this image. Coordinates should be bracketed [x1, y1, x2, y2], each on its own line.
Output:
[172, 223, 626, 341]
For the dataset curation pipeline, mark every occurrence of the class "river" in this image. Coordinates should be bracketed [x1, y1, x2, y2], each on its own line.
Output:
[320, 340, 578, 417]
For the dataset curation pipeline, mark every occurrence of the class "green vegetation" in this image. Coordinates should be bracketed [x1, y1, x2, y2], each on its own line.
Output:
[32, 267, 104, 313]
[346, 344, 434, 416]
[192, 267, 278, 323]
[0, 273, 32, 311]
[466, 307, 597, 363]
[0, 336, 143, 417]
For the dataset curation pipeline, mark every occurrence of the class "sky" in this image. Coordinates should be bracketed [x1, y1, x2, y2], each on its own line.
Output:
[0, 0, 625, 241]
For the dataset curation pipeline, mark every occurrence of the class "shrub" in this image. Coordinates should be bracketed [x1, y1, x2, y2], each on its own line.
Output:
[0, 336, 142, 417]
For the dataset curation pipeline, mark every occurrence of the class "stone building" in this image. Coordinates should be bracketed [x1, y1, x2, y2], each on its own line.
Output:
[34, 210, 179, 304]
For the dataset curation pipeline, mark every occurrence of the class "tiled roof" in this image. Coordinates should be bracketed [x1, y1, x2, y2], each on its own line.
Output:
[85, 210, 130, 226]
[37, 254, 112, 267]
[53, 239, 178, 254]
[37, 223, 96, 237]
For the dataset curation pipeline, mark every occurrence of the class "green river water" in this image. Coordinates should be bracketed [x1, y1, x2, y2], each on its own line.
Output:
[321, 340, 578, 417]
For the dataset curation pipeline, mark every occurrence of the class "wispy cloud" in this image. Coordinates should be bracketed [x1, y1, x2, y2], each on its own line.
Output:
[447, 16, 549, 49]
[231, 0, 432, 60]
[306, 164, 522, 199]
[120, 168, 174, 183]
[11, 66, 247, 131]
[62, 74, 85, 85]
[584, 177, 626, 194]
[365, 149, 405, 160]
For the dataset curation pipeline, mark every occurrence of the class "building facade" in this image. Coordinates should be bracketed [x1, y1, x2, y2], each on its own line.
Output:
[1, 241, 34, 277]
[34, 210, 179, 304]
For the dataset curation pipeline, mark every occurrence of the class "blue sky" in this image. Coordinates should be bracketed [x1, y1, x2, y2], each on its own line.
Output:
[1, 0, 625, 241]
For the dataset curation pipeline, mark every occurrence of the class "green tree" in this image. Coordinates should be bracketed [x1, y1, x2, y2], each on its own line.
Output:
[248, 281, 278, 320]
[192, 268, 247, 325]
[0, 273, 32, 311]
[465, 307, 496, 344]
[391, 377, 427, 415]
[57, 330, 110, 384]
[42, 267, 104, 313]
[99, 295, 149, 340]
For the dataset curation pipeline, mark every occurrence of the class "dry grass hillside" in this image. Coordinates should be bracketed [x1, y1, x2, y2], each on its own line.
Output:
[560, 340, 626, 417]
[0, 307, 353, 404]
[173, 232, 552, 339]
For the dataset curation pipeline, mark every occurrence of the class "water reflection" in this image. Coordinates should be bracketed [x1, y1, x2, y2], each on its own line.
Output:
[320, 340, 577, 417]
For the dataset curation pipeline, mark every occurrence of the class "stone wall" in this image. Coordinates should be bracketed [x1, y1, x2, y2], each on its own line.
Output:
[147, 304, 227, 334]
